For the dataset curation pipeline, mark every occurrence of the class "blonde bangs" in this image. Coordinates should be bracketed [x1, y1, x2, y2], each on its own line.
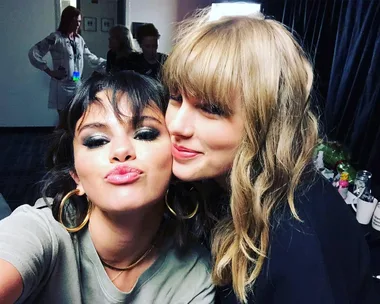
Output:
[163, 19, 243, 115]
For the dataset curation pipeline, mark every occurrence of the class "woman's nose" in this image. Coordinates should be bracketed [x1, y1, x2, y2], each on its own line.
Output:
[109, 137, 136, 162]
[166, 101, 195, 139]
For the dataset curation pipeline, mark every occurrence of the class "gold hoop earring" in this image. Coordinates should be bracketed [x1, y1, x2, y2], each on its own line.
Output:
[59, 189, 91, 233]
[165, 189, 199, 220]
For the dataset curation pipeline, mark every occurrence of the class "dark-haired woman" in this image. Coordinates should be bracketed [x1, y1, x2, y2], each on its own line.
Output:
[0, 71, 214, 303]
[28, 6, 105, 121]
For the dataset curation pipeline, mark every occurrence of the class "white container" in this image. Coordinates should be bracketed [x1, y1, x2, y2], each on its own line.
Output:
[351, 197, 378, 225]
[372, 201, 380, 231]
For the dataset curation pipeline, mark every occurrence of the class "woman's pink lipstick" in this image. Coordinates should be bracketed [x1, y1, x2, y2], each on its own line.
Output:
[172, 144, 201, 160]
[105, 165, 142, 185]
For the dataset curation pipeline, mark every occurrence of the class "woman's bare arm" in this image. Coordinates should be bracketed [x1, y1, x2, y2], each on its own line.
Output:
[0, 259, 23, 304]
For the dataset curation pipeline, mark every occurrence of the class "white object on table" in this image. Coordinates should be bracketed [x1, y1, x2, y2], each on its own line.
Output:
[345, 191, 359, 205]
[345, 191, 378, 225]
[371, 201, 380, 231]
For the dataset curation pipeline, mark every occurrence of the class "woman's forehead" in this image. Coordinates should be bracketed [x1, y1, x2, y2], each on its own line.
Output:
[83, 90, 164, 120]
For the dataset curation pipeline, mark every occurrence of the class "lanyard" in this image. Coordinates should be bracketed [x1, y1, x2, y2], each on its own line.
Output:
[68, 37, 80, 82]
[69, 37, 77, 57]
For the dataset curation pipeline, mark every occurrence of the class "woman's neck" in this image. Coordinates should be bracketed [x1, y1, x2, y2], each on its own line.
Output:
[68, 32, 75, 39]
[88, 203, 164, 268]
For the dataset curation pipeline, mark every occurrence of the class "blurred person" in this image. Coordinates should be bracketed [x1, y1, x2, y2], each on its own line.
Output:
[106, 25, 134, 73]
[28, 6, 105, 122]
[127, 23, 167, 80]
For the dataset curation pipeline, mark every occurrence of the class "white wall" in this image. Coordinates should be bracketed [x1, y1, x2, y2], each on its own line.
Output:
[0, 0, 58, 126]
[80, 0, 117, 79]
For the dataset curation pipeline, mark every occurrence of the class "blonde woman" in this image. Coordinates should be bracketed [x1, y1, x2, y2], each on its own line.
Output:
[106, 25, 134, 72]
[163, 9, 377, 304]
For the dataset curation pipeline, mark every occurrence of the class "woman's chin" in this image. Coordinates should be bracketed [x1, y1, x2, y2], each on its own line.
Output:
[172, 168, 205, 182]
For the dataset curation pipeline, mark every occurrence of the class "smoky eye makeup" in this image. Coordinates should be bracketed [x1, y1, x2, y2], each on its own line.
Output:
[82, 135, 109, 149]
[134, 126, 160, 141]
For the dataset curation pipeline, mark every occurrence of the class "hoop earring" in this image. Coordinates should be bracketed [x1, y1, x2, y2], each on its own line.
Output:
[58, 189, 91, 233]
[165, 188, 199, 220]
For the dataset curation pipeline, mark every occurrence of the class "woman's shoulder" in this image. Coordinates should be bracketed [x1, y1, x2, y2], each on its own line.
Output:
[0, 200, 62, 267]
[268, 169, 368, 272]
[76, 33, 85, 43]
[251, 172, 375, 303]
[272, 170, 355, 233]
[294, 170, 357, 225]
[39, 32, 61, 45]
[297, 170, 342, 202]
[8, 199, 54, 221]
[49, 31, 65, 40]
[2, 198, 68, 237]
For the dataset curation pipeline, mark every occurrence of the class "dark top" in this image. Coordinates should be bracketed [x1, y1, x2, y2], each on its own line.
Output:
[125, 52, 167, 80]
[216, 173, 378, 304]
[106, 50, 130, 73]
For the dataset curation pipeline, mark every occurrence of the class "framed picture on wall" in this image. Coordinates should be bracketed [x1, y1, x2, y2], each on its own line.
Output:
[101, 18, 114, 32]
[83, 17, 97, 32]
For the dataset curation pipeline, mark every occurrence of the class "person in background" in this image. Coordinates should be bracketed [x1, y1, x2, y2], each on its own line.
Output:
[127, 23, 167, 80]
[163, 9, 378, 304]
[106, 25, 134, 73]
[28, 6, 105, 122]
[0, 71, 214, 304]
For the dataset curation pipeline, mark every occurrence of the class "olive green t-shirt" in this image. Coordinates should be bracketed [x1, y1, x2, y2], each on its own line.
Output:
[0, 201, 215, 303]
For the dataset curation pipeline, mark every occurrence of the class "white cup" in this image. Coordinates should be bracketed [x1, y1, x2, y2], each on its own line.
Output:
[351, 197, 378, 225]
[372, 201, 380, 231]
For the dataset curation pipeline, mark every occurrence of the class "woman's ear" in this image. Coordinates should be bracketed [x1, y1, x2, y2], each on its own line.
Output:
[70, 171, 85, 195]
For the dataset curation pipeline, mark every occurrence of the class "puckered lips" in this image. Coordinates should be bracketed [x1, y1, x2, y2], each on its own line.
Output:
[105, 165, 143, 185]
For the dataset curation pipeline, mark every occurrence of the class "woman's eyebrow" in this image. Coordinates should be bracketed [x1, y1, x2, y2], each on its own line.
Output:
[77, 115, 162, 133]
[77, 122, 108, 134]
[138, 115, 163, 125]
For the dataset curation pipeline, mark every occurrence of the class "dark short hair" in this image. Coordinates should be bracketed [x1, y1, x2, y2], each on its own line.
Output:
[57, 6, 81, 35]
[42, 71, 168, 223]
[136, 23, 160, 45]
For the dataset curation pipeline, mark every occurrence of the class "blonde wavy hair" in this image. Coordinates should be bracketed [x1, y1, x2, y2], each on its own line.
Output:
[163, 9, 319, 303]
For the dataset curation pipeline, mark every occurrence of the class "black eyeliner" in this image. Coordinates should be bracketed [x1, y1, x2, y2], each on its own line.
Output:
[82, 136, 109, 149]
[134, 127, 160, 141]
